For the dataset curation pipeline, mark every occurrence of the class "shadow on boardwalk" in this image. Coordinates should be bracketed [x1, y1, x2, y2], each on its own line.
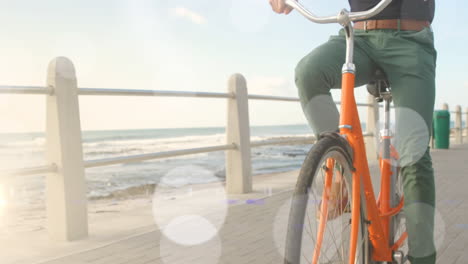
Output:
[36, 144, 468, 264]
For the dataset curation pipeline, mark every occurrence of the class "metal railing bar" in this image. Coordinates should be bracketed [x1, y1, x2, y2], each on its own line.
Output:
[0, 85, 52, 95]
[248, 94, 300, 102]
[250, 133, 374, 148]
[78, 88, 235, 99]
[246, 95, 374, 106]
[250, 136, 316, 147]
[1, 164, 57, 178]
[335, 101, 375, 107]
[84, 144, 236, 168]
[0, 85, 389, 109]
[0, 131, 387, 177]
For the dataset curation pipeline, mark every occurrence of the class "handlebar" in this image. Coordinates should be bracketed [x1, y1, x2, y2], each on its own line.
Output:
[285, 0, 392, 25]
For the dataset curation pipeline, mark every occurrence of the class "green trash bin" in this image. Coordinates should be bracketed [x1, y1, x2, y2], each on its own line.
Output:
[433, 110, 450, 149]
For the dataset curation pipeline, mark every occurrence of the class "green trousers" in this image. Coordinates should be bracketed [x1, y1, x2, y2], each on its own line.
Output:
[295, 27, 437, 264]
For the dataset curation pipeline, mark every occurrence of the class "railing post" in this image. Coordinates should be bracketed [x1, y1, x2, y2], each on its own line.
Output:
[365, 94, 379, 161]
[226, 74, 252, 194]
[455, 105, 463, 144]
[465, 107, 468, 138]
[46, 57, 88, 241]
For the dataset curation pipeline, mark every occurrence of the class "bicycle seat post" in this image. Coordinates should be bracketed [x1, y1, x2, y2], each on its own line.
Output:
[381, 87, 393, 159]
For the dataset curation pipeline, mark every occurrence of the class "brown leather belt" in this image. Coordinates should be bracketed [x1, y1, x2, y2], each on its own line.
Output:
[354, 19, 430, 31]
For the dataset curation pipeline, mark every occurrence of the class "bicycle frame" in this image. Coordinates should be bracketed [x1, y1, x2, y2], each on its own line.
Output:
[333, 24, 407, 264]
[312, 60, 407, 264]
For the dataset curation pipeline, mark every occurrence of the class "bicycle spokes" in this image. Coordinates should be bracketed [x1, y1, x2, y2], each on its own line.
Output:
[311, 158, 335, 264]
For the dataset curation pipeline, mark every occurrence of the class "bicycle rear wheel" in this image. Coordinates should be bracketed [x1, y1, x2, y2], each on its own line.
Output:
[284, 133, 369, 264]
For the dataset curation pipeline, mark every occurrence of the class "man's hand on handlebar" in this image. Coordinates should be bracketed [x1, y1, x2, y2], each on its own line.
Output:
[269, 0, 294, 15]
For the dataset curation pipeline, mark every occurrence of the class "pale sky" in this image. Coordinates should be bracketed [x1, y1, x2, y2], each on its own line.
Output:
[0, 0, 467, 133]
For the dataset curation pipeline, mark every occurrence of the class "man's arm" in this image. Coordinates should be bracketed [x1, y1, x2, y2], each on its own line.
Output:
[269, 0, 294, 15]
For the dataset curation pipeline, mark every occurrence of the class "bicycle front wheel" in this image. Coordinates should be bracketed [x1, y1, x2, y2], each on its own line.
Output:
[284, 133, 369, 264]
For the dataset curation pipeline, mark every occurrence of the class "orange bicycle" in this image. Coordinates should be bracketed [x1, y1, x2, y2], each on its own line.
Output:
[283, 0, 408, 263]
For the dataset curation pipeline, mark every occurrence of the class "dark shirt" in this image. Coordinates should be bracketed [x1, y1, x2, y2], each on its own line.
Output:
[349, 0, 435, 22]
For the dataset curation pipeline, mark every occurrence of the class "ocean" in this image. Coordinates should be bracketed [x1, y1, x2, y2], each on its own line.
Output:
[0, 124, 315, 212]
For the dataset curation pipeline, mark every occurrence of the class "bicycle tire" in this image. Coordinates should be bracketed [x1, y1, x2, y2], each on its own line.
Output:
[284, 132, 370, 264]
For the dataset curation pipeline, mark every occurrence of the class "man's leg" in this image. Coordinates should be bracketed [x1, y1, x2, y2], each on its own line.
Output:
[295, 31, 379, 223]
[376, 28, 437, 264]
[295, 31, 377, 136]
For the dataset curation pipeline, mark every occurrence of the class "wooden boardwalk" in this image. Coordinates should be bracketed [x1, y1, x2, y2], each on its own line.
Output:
[38, 144, 468, 264]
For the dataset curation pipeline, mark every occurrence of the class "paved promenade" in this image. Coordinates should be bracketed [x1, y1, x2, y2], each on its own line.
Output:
[29, 144, 468, 264]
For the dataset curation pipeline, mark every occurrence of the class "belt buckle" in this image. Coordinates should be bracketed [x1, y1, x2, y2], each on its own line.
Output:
[364, 21, 367, 31]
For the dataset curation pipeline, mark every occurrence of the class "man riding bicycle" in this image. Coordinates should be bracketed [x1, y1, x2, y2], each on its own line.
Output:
[269, 0, 437, 263]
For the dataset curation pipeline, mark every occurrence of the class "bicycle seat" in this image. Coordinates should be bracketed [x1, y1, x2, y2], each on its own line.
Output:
[367, 69, 390, 102]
